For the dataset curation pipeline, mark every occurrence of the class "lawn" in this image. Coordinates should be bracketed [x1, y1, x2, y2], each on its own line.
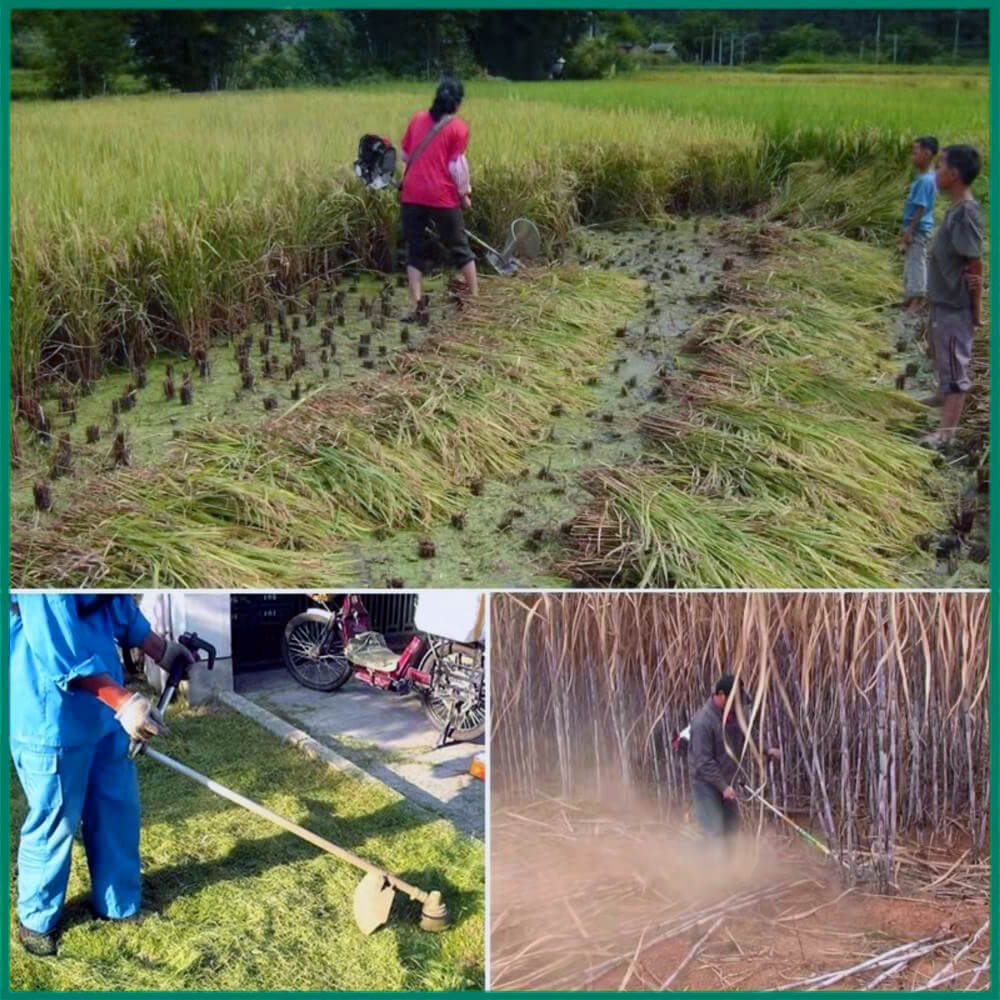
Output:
[8, 701, 485, 991]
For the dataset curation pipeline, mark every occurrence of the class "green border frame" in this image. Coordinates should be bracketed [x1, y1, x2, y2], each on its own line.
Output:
[2, 1, 995, 996]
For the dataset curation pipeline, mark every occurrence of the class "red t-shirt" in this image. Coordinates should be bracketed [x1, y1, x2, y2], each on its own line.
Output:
[400, 111, 469, 209]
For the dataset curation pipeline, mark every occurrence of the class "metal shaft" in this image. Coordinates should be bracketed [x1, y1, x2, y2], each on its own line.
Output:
[745, 786, 831, 856]
[142, 746, 429, 902]
[464, 229, 504, 258]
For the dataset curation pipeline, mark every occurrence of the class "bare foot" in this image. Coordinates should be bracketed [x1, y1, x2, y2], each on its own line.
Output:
[922, 429, 956, 449]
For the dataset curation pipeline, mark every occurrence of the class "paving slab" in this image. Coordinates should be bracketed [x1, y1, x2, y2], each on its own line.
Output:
[237, 666, 484, 838]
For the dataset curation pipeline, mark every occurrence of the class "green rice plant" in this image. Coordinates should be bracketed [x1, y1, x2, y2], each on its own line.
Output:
[11, 268, 639, 587]
[15, 71, 985, 399]
[564, 225, 947, 589]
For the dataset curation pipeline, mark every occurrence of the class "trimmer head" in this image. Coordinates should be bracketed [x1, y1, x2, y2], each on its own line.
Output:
[419, 890, 450, 932]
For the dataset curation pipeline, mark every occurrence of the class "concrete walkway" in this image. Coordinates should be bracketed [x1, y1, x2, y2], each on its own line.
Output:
[236, 666, 485, 839]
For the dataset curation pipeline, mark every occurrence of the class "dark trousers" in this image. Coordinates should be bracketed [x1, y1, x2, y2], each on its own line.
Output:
[401, 203, 475, 274]
[691, 778, 740, 839]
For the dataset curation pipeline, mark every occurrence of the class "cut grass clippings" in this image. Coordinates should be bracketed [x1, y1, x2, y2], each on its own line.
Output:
[563, 224, 947, 588]
[12, 269, 640, 587]
[8, 700, 484, 992]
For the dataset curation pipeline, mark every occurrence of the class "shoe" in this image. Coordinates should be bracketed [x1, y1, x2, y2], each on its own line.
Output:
[18, 922, 58, 957]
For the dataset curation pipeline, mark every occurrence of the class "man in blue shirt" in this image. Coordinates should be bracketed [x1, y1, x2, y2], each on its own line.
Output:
[9, 594, 192, 957]
[902, 136, 938, 314]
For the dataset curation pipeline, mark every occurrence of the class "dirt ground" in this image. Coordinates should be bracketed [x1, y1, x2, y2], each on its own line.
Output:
[491, 797, 989, 992]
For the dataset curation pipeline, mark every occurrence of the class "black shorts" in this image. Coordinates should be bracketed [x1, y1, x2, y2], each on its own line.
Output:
[401, 203, 475, 274]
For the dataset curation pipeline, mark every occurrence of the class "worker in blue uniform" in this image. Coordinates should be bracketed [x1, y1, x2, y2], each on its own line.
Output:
[9, 593, 193, 957]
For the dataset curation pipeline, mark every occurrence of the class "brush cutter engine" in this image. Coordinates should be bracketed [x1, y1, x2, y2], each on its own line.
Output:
[354, 134, 398, 190]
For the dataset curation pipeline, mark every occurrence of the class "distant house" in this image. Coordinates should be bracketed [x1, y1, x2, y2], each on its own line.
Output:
[648, 42, 677, 58]
[618, 41, 636, 53]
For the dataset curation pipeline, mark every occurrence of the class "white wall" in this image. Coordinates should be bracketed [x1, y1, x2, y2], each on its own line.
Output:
[413, 591, 486, 643]
[138, 592, 233, 658]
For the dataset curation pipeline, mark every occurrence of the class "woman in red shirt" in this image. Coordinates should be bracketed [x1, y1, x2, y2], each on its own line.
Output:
[400, 78, 477, 318]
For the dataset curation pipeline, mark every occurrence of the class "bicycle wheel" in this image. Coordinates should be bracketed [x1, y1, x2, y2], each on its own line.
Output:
[283, 610, 352, 692]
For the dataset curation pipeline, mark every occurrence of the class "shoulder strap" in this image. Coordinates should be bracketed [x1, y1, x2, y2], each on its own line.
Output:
[403, 114, 454, 179]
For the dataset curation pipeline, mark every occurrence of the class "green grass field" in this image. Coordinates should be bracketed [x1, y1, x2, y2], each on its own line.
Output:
[9, 700, 485, 991]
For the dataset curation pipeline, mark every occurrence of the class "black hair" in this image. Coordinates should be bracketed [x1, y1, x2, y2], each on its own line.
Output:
[715, 673, 737, 696]
[914, 136, 939, 155]
[430, 77, 464, 122]
[942, 145, 981, 186]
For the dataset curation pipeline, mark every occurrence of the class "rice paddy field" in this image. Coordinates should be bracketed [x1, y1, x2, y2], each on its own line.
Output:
[9, 698, 485, 991]
[10, 69, 990, 588]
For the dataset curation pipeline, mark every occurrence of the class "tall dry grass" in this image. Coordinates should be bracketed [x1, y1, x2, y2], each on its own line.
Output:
[492, 591, 990, 878]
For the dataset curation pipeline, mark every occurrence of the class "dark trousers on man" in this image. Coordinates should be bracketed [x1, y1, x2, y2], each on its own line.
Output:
[691, 779, 739, 839]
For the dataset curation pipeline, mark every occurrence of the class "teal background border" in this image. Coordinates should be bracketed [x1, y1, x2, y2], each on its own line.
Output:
[2, 0, 995, 995]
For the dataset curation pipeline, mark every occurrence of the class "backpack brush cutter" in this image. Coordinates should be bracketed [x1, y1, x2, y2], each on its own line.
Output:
[129, 634, 449, 935]
[354, 132, 540, 276]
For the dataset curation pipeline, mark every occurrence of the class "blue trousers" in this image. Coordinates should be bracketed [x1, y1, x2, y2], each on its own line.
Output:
[12, 727, 141, 934]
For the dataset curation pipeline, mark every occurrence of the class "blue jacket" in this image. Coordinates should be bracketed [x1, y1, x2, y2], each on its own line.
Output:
[9, 594, 151, 749]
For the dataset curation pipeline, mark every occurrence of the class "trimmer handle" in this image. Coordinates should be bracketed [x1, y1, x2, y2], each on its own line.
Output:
[129, 632, 216, 759]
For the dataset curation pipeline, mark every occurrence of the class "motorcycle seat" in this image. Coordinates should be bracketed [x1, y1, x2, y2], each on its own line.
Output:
[344, 631, 400, 673]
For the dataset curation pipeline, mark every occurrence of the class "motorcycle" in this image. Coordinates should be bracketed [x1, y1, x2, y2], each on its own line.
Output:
[282, 593, 485, 747]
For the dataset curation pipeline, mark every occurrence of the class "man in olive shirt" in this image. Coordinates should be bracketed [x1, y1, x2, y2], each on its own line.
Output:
[688, 675, 780, 841]
[924, 144, 984, 447]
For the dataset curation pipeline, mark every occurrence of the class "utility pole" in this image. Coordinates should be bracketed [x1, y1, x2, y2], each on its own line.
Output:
[860, 39, 865, 62]
[892, 33, 898, 64]
[953, 10, 961, 62]
[875, 13, 881, 63]
[741, 33, 746, 64]
[710, 26, 715, 64]
[699, 36, 704, 64]
[730, 32, 734, 66]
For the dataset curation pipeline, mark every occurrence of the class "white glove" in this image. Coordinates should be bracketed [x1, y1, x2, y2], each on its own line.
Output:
[115, 693, 169, 741]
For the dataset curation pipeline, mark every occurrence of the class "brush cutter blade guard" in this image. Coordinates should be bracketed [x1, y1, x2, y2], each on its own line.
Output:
[504, 218, 542, 261]
[354, 871, 396, 935]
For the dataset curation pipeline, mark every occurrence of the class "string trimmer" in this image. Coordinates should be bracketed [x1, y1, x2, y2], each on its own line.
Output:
[673, 725, 832, 859]
[353, 132, 540, 276]
[129, 634, 450, 935]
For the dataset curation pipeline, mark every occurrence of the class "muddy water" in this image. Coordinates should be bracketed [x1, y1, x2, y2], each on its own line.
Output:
[356, 219, 750, 586]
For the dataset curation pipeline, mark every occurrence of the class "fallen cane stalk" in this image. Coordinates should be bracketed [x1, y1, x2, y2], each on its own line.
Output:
[964, 953, 990, 991]
[774, 936, 962, 991]
[918, 920, 990, 990]
[658, 914, 726, 990]
[578, 881, 805, 989]
[865, 957, 912, 989]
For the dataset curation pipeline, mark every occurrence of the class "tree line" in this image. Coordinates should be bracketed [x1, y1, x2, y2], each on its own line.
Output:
[11, 9, 989, 98]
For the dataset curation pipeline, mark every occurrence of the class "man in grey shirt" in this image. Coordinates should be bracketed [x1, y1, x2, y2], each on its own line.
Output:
[688, 675, 780, 841]
[924, 144, 985, 447]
